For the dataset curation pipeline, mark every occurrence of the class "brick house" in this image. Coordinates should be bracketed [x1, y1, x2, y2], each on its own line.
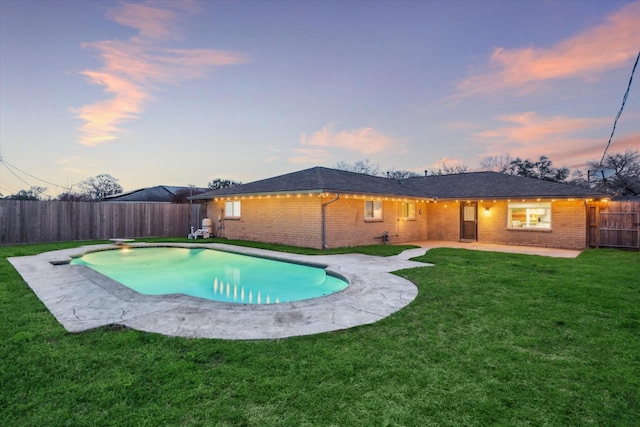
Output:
[190, 166, 607, 250]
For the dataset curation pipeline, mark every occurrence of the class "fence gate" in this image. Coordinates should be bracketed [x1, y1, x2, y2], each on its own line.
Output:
[596, 211, 639, 249]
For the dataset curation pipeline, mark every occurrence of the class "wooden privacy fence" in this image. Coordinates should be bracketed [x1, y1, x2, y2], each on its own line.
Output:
[0, 200, 208, 245]
[588, 201, 640, 250]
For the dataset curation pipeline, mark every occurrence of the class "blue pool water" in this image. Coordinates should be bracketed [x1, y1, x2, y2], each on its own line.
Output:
[70, 247, 348, 304]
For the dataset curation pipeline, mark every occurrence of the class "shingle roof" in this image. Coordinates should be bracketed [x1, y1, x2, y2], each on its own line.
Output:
[190, 167, 426, 199]
[405, 171, 605, 199]
[190, 166, 606, 200]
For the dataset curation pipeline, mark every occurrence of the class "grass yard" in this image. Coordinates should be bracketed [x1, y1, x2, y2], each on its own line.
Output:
[1, 240, 639, 426]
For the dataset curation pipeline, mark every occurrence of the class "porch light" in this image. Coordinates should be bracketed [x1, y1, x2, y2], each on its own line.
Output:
[484, 207, 491, 215]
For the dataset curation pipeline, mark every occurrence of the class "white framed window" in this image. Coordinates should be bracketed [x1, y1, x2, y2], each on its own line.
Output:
[225, 200, 241, 218]
[365, 200, 383, 220]
[401, 202, 416, 219]
[507, 202, 551, 229]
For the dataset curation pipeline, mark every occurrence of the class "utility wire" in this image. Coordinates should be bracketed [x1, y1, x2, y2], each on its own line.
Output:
[0, 169, 22, 194]
[0, 181, 22, 194]
[599, 49, 640, 167]
[1, 161, 33, 188]
[0, 157, 70, 189]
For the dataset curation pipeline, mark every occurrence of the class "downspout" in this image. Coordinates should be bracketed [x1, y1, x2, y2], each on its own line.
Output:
[321, 194, 340, 249]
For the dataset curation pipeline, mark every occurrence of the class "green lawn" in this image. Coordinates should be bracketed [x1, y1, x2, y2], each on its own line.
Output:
[1, 240, 638, 426]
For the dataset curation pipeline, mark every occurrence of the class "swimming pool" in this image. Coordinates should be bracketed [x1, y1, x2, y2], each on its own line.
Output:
[70, 247, 348, 304]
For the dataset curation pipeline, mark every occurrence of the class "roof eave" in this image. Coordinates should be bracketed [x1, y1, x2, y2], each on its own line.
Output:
[431, 194, 609, 201]
[190, 188, 436, 201]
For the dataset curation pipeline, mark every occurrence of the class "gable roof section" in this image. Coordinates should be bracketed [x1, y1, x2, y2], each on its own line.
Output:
[190, 167, 606, 200]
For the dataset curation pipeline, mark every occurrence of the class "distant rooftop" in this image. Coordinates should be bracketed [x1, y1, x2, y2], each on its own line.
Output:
[104, 185, 209, 202]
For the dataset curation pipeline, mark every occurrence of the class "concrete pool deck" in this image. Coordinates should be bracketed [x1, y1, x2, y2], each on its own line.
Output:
[8, 241, 581, 340]
[8, 243, 428, 340]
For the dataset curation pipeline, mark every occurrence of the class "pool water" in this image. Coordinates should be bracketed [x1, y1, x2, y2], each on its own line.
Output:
[70, 247, 348, 304]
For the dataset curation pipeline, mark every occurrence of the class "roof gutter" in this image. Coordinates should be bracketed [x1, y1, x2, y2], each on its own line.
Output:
[321, 193, 340, 249]
[189, 189, 325, 201]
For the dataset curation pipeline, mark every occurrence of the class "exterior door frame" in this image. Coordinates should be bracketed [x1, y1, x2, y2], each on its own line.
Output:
[460, 202, 478, 241]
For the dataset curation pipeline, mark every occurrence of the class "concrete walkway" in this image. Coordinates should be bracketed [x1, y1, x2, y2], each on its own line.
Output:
[8, 240, 580, 340]
[8, 243, 428, 340]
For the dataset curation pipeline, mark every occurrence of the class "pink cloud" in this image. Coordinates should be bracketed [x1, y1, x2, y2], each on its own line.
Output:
[108, 2, 184, 41]
[427, 157, 468, 170]
[471, 112, 638, 169]
[299, 124, 396, 155]
[458, 2, 640, 95]
[287, 148, 330, 164]
[74, 1, 246, 146]
[73, 71, 149, 145]
[474, 112, 609, 145]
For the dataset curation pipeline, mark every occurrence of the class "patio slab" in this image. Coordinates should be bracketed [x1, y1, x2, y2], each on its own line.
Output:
[406, 240, 582, 258]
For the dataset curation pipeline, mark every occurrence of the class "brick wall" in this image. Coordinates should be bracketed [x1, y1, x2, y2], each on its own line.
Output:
[324, 197, 428, 247]
[207, 195, 323, 248]
[206, 195, 428, 249]
[427, 200, 588, 249]
[425, 202, 459, 241]
[480, 200, 587, 249]
[206, 197, 588, 250]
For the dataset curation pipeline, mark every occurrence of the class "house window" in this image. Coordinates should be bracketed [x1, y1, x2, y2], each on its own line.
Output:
[225, 200, 241, 218]
[401, 202, 416, 219]
[365, 200, 383, 220]
[507, 202, 551, 229]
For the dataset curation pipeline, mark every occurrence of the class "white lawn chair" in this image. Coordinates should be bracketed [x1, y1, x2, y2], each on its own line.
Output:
[188, 226, 205, 239]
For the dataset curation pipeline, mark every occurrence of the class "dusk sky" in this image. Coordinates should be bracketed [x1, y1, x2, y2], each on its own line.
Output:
[1, 0, 639, 198]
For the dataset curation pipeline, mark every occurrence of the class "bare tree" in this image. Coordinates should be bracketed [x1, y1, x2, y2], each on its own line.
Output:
[7, 186, 47, 200]
[586, 149, 640, 196]
[479, 154, 512, 173]
[79, 174, 123, 200]
[430, 162, 469, 175]
[385, 169, 421, 179]
[56, 191, 93, 202]
[54, 183, 92, 201]
[335, 159, 382, 176]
